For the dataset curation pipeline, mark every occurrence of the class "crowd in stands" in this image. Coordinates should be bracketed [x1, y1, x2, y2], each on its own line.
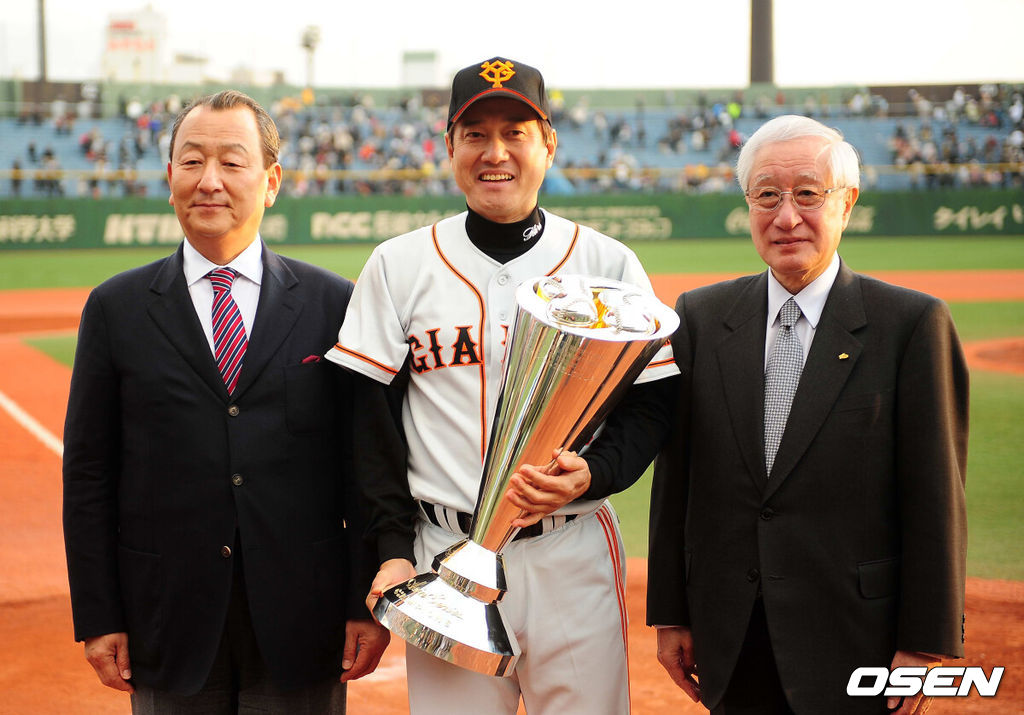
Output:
[4, 83, 1022, 198]
[888, 87, 1024, 190]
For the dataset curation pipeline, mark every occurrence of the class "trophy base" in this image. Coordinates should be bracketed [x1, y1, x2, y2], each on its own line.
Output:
[373, 571, 520, 676]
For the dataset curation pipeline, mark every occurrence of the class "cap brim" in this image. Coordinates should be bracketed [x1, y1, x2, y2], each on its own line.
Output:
[448, 88, 549, 127]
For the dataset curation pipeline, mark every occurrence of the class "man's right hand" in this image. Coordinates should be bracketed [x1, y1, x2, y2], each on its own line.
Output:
[365, 558, 418, 617]
[84, 632, 134, 693]
[656, 625, 701, 703]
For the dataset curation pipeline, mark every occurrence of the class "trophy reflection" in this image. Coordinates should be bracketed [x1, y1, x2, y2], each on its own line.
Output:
[372, 275, 679, 676]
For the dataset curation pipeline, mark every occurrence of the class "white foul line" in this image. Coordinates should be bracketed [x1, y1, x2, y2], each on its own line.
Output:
[0, 388, 64, 458]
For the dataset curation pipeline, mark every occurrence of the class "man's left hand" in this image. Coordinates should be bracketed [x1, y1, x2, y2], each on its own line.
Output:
[887, 650, 941, 714]
[340, 618, 390, 682]
[507, 449, 591, 528]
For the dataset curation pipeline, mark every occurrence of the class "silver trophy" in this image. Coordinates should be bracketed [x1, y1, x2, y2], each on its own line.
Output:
[372, 275, 679, 676]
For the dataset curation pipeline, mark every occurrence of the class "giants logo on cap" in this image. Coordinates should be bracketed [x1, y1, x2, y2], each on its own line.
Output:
[479, 60, 516, 88]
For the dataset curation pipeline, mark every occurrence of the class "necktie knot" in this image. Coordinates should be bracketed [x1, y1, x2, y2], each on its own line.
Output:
[208, 268, 237, 293]
[779, 297, 801, 329]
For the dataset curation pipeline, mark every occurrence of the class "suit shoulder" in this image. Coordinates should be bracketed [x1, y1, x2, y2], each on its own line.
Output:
[682, 273, 761, 307]
[88, 254, 171, 300]
[855, 272, 941, 304]
[854, 271, 949, 318]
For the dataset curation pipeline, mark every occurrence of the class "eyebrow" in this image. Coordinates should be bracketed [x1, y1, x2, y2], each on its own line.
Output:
[179, 140, 251, 155]
[751, 170, 823, 185]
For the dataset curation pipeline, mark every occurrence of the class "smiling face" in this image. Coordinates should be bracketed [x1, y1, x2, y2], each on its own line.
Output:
[747, 135, 858, 293]
[167, 105, 281, 264]
[445, 97, 556, 224]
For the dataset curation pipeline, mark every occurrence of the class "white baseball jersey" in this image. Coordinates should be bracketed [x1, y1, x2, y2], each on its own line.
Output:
[327, 209, 678, 514]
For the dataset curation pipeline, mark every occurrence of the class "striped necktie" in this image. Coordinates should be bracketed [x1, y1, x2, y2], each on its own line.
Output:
[764, 297, 804, 476]
[208, 268, 247, 394]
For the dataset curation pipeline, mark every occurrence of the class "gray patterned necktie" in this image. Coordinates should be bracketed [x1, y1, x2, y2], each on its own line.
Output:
[764, 297, 804, 476]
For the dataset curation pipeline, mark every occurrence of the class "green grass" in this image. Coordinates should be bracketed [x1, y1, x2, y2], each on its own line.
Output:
[8, 235, 1024, 578]
[2, 236, 1023, 290]
[631, 236, 1024, 274]
[608, 466, 655, 558]
[0, 244, 377, 289]
[949, 302, 1024, 342]
[964, 372, 1024, 579]
[23, 334, 77, 366]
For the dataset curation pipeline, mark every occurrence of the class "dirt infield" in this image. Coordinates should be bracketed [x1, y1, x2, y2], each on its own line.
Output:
[0, 270, 1021, 713]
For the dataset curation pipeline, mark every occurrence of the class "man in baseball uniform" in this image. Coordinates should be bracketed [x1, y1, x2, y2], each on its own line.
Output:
[326, 58, 677, 714]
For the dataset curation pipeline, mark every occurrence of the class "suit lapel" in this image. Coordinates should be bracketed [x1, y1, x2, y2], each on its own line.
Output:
[232, 245, 302, 399]
[763, 262, 867, 501]
[716, 272, 771, 492]
[147, 245, 229, 400]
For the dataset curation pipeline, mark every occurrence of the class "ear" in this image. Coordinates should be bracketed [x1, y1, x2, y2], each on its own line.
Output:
[167, 162, 174, 206]
[545, 126, 557, 169]
[265, 163, 283, 207]
[445, 132, 454, 161]
[840, 186, 859, 230]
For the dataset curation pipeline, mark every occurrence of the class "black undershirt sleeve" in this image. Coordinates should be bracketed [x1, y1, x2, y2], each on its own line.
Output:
[351, 364, 418, 565]
[578, 375, 680, 500]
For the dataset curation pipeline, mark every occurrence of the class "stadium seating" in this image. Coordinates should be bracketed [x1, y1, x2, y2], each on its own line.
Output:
[1, 104, 1019, 197]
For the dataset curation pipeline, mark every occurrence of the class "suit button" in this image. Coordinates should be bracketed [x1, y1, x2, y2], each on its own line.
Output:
[221, 545, 232, 558]
[746, 568, 760, 583]
[760, 508, 775, 521]
[231, 474, 243, 486]
[227, 405, 240, 417]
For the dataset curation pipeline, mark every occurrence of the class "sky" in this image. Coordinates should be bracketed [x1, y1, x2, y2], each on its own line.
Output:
[1, 0, 1022, 89]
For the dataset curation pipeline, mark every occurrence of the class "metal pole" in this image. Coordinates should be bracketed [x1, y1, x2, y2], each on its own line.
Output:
[750, 0, 773, 85]
[38, 0, 47, 82]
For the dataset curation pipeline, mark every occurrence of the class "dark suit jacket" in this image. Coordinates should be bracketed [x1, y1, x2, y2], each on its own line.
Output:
[648, 261, 968, 714]
[63, 242, 370, 695]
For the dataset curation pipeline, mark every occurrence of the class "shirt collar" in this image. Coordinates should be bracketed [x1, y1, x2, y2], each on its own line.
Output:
[766, 252, 840, 329]
[182, 236, 264, 287]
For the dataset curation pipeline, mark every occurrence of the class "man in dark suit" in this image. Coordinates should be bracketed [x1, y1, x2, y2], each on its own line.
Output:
[648, 115, 968, 715]
[63, 90, 388, 713]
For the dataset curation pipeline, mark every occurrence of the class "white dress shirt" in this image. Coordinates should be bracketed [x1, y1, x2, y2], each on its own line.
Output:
[182, 237, 264, 356]
[764, 253, 841, 369]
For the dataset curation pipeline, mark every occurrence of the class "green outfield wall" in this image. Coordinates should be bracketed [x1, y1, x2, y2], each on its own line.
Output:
[1, 189, 1021, 250]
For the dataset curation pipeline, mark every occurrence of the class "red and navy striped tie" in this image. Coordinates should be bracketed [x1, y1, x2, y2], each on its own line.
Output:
[208, 268, 247, 394]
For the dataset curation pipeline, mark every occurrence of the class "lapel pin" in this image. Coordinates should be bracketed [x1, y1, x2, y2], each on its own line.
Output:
[838, 353, 849, 360]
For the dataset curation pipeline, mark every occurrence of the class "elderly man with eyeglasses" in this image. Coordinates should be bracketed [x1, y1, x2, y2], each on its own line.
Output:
[647, 115, 968, 715]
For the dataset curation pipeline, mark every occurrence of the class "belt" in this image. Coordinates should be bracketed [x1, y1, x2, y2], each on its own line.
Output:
[418, 501, 577, 542]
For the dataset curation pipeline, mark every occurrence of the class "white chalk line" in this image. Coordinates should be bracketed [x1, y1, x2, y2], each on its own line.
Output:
[0, 388, 64, 458]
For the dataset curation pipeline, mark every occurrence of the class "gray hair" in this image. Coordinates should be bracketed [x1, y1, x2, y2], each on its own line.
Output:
[169, 90, 280, 168]
[736, 114, 860, 191]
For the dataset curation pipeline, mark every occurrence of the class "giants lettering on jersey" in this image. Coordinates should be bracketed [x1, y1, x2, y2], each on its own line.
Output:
[408, 326, 487, 373]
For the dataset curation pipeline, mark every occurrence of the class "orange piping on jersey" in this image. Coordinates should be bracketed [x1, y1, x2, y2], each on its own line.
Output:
[332, 344, 399, 376]
[596, 504, 631, 680]
[432, 223, 488, 463]
[645, 357, 677, 369]
[545, 223, 580, 276]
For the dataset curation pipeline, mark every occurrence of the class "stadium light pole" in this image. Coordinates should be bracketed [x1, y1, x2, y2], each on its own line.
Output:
[300, 26, 321, 89]
[37, 0, 47, 83]
[750, 0, 773, 85]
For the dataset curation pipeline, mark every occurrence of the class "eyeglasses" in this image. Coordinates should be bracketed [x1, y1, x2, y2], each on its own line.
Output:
[745, 185, 845, 212]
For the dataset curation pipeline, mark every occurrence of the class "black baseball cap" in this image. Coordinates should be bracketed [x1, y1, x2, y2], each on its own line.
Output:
[447, 57, 551, 130]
